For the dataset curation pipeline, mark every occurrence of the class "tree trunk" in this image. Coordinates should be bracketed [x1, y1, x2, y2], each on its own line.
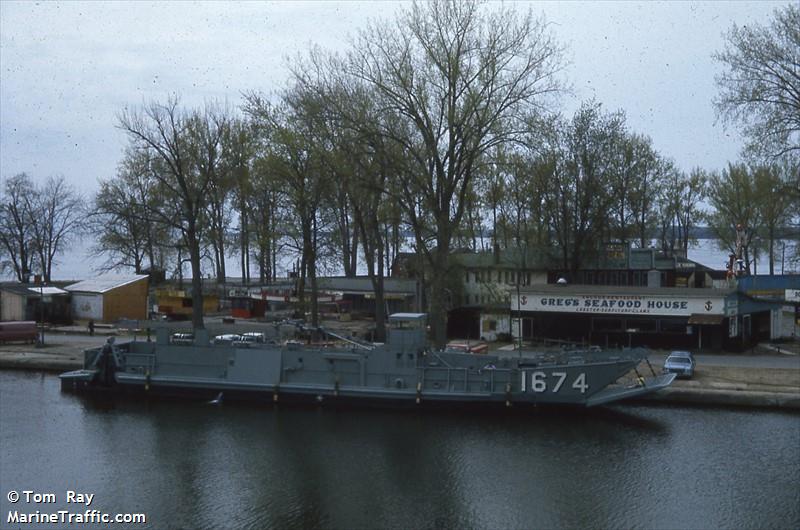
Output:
[309, 216, 319, 327]
[186, 226, 205, 330]
[768, 227, 775, 275]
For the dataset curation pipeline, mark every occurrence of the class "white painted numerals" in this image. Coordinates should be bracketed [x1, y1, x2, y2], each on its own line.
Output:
[521, 371, 589, 394]
[531, 371, 547, 392]
[552, 372, 567, 392]
[571, 373, 588, 394]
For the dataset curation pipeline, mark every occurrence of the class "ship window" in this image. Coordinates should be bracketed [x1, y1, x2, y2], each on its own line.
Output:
[396, 353, 402, 360]
[408, 353, 414, 360]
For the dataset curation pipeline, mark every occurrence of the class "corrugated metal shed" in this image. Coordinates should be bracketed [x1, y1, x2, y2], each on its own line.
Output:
[65, 275, 148, 294]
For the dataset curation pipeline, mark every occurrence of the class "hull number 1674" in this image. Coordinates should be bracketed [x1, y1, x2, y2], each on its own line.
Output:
[521, 371, 589, 394]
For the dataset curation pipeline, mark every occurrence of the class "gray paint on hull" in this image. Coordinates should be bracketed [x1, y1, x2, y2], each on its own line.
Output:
[62, 339, 673, 407]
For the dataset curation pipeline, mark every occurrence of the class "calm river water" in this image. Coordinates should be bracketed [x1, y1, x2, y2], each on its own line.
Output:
[1, 370, 798, 530]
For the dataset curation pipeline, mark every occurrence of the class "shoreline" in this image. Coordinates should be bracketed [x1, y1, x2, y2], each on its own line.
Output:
[2, 340, 798, 410]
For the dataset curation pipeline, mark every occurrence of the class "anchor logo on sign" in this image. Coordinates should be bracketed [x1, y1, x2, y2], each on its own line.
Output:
[520, 295, 528, 306]
[704, 301, 712, 311]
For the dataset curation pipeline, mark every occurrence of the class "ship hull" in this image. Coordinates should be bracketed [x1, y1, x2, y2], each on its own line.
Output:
[60, 342, 674, 409]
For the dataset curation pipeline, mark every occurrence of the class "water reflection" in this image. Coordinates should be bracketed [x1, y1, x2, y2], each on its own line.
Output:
[1, 371, 798, 530]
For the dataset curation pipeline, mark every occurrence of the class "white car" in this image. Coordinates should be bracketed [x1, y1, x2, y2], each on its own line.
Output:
[664, 350, 695, 378]
[239, 332, 267, 344]
[213, 333, 243, 345]
[170, 333, 194, 345]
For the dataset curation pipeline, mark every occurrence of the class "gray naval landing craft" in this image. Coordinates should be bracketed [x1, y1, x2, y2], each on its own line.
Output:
[60, 313, 675, 408]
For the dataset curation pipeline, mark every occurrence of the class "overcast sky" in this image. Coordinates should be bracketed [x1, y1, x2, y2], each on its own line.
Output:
[1, 0, 787, 198]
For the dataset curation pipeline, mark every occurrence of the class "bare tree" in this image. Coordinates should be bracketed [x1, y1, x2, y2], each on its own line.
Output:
[342, 0, 564, 346]
[226, 118, 258, 285]
[714, 4, 800, 159]
[193, 104, 232, 284]
[244, 94, 331, 327]
[608, 133, 660, 247]
[118, 97, 219, 329]
[543, 102, 623, 273]
[28, 176, 84, 282]
[92, 148, 171, 274]
[0, 173, 36, 282]
[248, 156, 283, 284]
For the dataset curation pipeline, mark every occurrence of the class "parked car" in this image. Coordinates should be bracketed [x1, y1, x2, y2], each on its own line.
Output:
[170, 332, 194, 345]
[213, 333, 242, 345]
[239, 332, 267, 344]
[663, 350, 695, 378]
[445, 341, 489, 354]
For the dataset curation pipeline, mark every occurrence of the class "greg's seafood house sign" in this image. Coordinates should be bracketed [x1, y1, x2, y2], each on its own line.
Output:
[513, 293, 725, 317]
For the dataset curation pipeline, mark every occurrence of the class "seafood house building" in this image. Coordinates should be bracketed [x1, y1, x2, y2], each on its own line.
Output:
[512, 278, 794, 351]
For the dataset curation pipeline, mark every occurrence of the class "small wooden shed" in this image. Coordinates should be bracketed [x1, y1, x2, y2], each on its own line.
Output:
[65, 274, 149, 323]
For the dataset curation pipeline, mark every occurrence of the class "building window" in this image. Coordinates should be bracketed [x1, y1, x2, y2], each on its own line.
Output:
[466, 270, 470, 283]
[593, 317, 623, 331]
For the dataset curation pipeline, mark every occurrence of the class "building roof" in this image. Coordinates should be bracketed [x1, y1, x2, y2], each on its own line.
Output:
[451, 248, 554, 270]
[520, 284, 736, 297]
[0, 285, 69, 297]
[317, 276, 418, 294]
[65, 274, 148, 294]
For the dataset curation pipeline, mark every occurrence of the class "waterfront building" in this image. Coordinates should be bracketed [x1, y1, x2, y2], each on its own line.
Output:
[65, 274, 149, 323]
[512, 276, 798, 351]
[396, 245, 723, 341]
[153, 284, 218, 320]
[393, 244, 795, 351]
[0, 283, 71, 323]
[225, 276, 420, 319]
